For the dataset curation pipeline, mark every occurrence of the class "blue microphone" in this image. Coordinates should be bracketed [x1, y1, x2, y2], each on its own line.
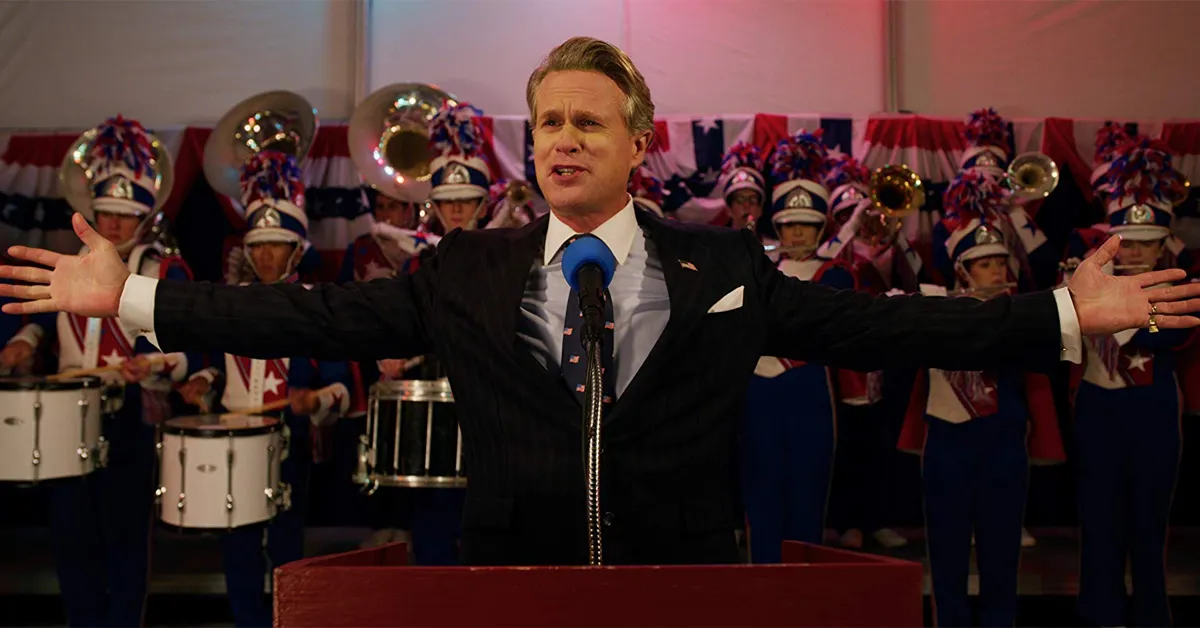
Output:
[562, 235, 616, 342]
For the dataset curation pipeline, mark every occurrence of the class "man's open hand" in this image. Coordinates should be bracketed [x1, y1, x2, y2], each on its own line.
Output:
[1069, 235, 1200, 336]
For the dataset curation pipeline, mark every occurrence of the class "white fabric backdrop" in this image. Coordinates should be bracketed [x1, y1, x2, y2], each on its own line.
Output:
[1, 0, 1198, 128]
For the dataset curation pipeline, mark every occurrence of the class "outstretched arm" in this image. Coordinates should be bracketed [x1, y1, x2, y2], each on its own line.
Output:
[0, 213, 441, 364]
[749, 229, 1200, 373]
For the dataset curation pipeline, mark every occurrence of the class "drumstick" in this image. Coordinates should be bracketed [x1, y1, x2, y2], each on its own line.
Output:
[222, 384, 340, 419]
[51, 355, 166, 381]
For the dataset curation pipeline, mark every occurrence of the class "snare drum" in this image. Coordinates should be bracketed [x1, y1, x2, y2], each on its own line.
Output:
[0, 376, 106, 482]
[360, 379, 466, 488]
[157, 414, 286, 530]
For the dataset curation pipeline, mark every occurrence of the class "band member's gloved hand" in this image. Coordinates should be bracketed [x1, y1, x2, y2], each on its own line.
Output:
[121, 355, 154, 383]
[290, 388, 320, 416]
[0, 340, 34, 369]
[378, 359, 409, 380]
[178, 377, 211, 408]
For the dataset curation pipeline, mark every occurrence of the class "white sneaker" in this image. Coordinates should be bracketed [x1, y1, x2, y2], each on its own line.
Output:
[873, 528, 908, 549]
[1020, 527, 1036, 548]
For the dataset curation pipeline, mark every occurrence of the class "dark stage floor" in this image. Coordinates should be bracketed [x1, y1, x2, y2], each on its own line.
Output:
[1, 526, 1198, 626]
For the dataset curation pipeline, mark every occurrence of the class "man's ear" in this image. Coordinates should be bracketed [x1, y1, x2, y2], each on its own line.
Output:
[631, 129, 653, 169]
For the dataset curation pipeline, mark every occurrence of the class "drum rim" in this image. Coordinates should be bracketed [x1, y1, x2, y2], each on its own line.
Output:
[162, 414, 282, 437]
[0, 375, 102, 391]
[156, 518, 273, 535]
[371, 378, 454, 401]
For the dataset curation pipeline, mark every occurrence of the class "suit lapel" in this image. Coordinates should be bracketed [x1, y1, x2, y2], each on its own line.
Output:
[606, 212, 712, 424]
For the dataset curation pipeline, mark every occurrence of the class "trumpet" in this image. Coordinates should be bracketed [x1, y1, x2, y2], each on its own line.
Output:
[1006, 152, 1059, 202]
[860, 164, 923, 246]
[949, 282, 1017, 298]
[505, 179, 534, 206]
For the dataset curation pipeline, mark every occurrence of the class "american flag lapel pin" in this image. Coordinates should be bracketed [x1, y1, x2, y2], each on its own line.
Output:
[679, 260, 698, 271]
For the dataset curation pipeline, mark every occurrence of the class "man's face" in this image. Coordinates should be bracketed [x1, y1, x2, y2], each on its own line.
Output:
[1115, 238, 1165, 273]
[727, 190, 762, 229]
[249, 242, 296, 283]
[376, 195, 415, 228]
[435, 198, 481, 231]
[778, 223, 821, 248]
[965, 254, 1009, 288]
[94, 211, 141, 248]
[532, 70, 652, 217]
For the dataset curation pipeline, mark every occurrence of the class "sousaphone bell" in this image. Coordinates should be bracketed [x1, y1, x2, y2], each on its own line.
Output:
[203, 90, 317, 203]
[348, 83, 458, 204]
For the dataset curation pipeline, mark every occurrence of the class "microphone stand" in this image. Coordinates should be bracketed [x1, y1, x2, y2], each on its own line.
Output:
[577, 274, 607, 566]
[582, 326, 604, 566]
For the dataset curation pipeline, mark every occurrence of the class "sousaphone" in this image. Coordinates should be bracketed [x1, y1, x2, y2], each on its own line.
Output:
[203, 90, 318, 203]
[348, 83, 458, 204]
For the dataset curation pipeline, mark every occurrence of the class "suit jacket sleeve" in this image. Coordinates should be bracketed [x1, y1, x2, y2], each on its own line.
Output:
[745, 229, 1062, 373]
[151, 232, 457, 362]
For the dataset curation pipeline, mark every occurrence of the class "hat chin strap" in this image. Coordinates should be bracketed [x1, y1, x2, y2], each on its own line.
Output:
[110, 214, 155, 258]
[244, 241, 302, 284]
[432, 198, 487, 232]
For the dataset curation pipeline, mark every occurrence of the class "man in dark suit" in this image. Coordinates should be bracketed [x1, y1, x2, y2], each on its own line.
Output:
[4, 37, 1200, 567]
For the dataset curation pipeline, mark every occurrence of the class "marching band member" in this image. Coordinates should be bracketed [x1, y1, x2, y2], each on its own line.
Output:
[742, 131, 857, 563]
[818, 153, 907, 550]
[897, 172, 1065, 627]
[628, 166, 666, 218]
[337, 188, 431, 549]
[50, 116, 195, 627]
[175, 152, 352, 628]
[0, 288, 53, 375]
[421, 103, 494, 236]
[719, 141, 770, 238]
[943, 108, 1056, 290]
[1068, 138, 1194, 628]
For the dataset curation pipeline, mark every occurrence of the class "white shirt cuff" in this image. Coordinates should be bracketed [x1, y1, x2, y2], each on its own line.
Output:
[119, 274, 160, 348]
[1053, 287, 1082, 364]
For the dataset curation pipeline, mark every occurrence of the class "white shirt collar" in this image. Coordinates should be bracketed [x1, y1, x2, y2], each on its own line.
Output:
[543, 195, 638, 266]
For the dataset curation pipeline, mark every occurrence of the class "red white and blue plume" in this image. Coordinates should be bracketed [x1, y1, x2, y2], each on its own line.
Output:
[769, 130, 830, 226]
[959, 107, 1011, 174]
[86, 115, 164, 216]
[628, 167, 665, 217]
[821, 152, 871, 221]
[1101, 137, 1186, 240]
[720, 141, 766, 202]
[943, 168, 1010, 222]
[429, 101, 491, 202]
[1091, 122, 1136, 194]
[239, 150, 308, 246]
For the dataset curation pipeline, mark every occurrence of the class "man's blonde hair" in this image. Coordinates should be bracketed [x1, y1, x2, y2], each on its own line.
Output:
[526, 37, 655, 136]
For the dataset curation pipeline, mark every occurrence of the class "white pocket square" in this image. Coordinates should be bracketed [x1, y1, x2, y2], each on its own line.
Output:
[707, 285, 744, 314]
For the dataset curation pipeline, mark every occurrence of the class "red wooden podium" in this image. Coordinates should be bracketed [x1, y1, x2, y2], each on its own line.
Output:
[274, 541, 922, 626]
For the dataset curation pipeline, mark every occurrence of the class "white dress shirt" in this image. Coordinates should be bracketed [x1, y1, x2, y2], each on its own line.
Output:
[118, 200, 1085, 379]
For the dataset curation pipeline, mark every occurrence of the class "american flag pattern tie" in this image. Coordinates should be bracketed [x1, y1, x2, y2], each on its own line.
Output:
[559, 237, 616, 409]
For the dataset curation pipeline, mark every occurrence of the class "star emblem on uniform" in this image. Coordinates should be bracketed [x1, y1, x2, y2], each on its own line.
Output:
[1023, 221, 1039, 236]
[1126, 352, 1151, 372]
[101, 350, 123, 366]
[263, 372, 284, 396]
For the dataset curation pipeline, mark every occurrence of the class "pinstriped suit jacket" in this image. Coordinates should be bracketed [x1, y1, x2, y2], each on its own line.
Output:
[152, 211, 1062, 565]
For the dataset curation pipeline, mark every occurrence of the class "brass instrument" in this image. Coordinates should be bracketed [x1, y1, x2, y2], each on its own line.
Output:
[203, 90, 318, 202]
[763, 243, 818, 259]
[949, 282, 1017, 298]
[1059, 259, 1154, 274]
[1006, 152, 1059, 202]
[145, 211, 181, 257]
[861, 164, 923, 246]
[505, 179, 533, 206]
[349, 83, 458, 203]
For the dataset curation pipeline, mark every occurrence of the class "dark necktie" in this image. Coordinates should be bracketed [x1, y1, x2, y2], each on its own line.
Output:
[559, 239, 616, 409]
